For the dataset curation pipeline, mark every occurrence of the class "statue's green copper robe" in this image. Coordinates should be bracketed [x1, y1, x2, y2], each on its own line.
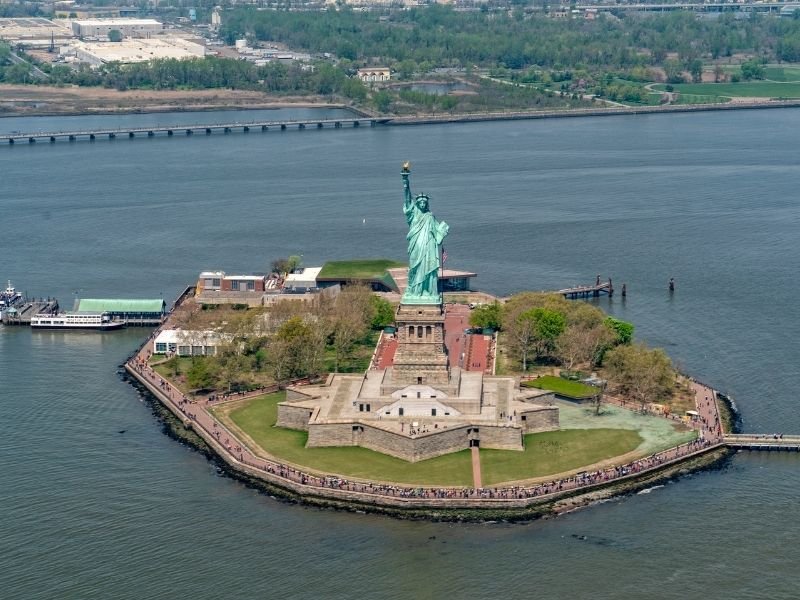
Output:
[402, 172, 449, 304]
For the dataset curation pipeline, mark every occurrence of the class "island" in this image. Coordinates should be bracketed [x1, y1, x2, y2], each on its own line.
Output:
[124, 164, 739, 521]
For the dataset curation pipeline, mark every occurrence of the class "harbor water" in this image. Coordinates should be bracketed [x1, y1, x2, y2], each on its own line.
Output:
[1, 107, 799, 599]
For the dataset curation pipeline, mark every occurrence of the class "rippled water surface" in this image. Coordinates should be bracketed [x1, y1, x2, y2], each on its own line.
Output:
[2, 108, 799, 599]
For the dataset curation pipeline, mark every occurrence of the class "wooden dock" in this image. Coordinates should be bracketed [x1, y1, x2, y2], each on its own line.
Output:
[1, 300, 59, 325]
[558, 281, 613, 299]
[724, 434, 800, 451]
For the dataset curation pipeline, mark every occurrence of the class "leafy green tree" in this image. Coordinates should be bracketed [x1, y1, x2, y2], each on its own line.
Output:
[370, 296, 395, 329]
[688, 58, 703, 83]
[604, 317, 634, 345]
[469, 302, 502, 331]
[287, 255, 303, 273]
[186, 357, 219, 389]
[372, 90, 392, 112]
[740, 58, 765, 81]
[4, 62, 31, 84]
[529, 307, 566, 360]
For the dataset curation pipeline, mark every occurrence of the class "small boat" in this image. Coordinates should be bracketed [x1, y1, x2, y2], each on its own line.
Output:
[30, 311, 125, 330]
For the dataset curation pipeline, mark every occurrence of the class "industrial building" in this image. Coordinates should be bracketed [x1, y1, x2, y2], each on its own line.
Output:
[71, 18, 162, 39]
[0, 18, 74, 48]
[69, 37, 205, 66]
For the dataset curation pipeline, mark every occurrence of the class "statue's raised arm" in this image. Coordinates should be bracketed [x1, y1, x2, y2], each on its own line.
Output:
[402, 161, 413, 211]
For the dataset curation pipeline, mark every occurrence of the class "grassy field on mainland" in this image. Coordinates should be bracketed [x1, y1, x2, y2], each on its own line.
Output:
[480, 429, 642, 487]
[522, 375, 598, 400]
[219, 392, 644, 487]
[653, 81, 800, 98]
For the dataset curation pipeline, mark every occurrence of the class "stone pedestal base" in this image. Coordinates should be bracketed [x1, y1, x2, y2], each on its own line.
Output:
[392, 303, 449, 386]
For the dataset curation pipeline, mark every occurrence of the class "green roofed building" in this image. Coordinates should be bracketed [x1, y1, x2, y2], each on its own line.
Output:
[75, 298, 166, 324]
[316, 259, 405, 292]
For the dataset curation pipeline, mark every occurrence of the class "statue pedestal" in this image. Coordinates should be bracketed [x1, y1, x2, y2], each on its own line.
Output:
[390, 303, 449, 387]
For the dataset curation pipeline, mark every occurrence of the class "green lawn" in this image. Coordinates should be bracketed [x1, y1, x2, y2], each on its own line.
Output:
[318, 259, 405, 280]
[220, 393, 647, 487]
[763, 66, 800, 82]
[522, 375, 598, 400]
[653, 81, 800, 98]
[222, 392, 474, 486]
[480, 429, 642, 486]
[153, 356, 193, 378]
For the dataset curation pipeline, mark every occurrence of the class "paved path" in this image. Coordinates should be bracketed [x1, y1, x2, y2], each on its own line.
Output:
[466, 333, 490, 373]
[127, 304, 726, 508]
[691, 380, 724, 442]
[471, 447, 482, 489]
[444, 304, 469, 368]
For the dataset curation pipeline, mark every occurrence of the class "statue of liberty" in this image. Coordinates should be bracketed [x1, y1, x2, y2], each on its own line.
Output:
[401, 162, 449, 304]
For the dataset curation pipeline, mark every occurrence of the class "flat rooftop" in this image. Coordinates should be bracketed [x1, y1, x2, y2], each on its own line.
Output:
[73, 18, 162, 27]
[73, 38, 204, 63]
[0, 18, 73, 40]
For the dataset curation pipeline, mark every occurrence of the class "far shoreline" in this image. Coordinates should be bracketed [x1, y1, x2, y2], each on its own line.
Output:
[2, 82, 800, 124]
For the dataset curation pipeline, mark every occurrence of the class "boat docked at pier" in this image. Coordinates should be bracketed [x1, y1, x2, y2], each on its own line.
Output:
[30, 311, 124, 331]
[0, 280, 23, 309]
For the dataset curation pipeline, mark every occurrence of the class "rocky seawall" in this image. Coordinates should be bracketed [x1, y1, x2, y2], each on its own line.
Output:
[122, 365, 732, 523]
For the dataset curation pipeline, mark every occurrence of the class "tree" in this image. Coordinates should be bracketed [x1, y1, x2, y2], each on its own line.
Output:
[740, 58, 765, 81]
[186, 357, 219, 389]
[555, 321, 614, 373]
[328, 285, 374, 371]
[271, 257, 290, 275]
[372, 90, 392, 113]
[287, 254, 303, 273]
[506, 307, 538, 371]
[108, 29, 123, 43]
[664, 59, 685, 84]
[604, 317, 634, 345]
[370, 296, 395, 330]
[605, 343, 674, 411]
[688, 58, 703, 83]
[269, 316, 325, 382]
[469, 302, 502, 331]
[529, 307, 566, 360]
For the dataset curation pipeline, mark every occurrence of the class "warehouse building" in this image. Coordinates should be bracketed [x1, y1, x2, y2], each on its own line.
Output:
[71, 18, 162, 39]
[70, 37, 205, 66]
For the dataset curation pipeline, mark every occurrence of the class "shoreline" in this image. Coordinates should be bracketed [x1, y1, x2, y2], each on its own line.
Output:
[122, 353, 731, 522]
[0, 82, 797, 124]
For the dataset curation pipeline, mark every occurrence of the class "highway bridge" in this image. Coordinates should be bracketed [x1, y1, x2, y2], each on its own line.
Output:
[579, 1, 800, 14]
[5, 101, 800, 146]
[0, 117, 384, 144]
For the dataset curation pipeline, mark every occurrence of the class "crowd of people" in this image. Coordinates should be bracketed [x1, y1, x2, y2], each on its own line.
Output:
[128, 345, 724, 507]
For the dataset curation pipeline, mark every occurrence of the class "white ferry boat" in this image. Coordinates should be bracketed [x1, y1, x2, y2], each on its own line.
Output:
[30, 311, 124, 330]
